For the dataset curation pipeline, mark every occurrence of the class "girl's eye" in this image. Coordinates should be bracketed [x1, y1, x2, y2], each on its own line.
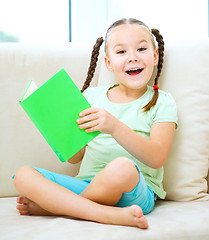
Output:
[117, 50, 126, 54]
[138, 48, 146, 52]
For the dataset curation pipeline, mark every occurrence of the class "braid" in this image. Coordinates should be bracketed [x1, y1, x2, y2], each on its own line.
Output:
[81, 37, 104, 93]
[142, 28, 165, 112]
[151, 29, 164, 87]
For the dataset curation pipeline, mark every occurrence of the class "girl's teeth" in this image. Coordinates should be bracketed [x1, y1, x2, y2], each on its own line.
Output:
[126, 68, 143, 75]
[128, 68, 142, 72]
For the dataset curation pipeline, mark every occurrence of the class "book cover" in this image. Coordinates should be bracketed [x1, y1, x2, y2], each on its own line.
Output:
[19, 68, 99, 162]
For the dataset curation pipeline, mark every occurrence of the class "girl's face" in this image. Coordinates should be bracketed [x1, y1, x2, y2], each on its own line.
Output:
[105, 24, 159, 93]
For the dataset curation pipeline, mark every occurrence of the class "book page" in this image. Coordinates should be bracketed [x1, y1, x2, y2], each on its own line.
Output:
[22, 80, 38, 101]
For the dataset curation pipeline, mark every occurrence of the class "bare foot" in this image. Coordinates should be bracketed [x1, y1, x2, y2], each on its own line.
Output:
[130, 205, 149, 229]
[16, 196, 148, 229]
[16, 196, 53, 216]
[107, 205, 149, 229]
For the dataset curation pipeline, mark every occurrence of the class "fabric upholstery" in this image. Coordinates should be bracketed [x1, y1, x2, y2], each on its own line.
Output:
[0, 40, 209, 240]
[1, 197, 209, 240]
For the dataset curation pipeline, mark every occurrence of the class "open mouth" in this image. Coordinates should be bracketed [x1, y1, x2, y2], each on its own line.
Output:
[126, 68, 143, 76]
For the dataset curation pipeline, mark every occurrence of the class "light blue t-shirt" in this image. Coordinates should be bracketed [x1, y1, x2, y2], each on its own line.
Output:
[76, 85, 178, 199]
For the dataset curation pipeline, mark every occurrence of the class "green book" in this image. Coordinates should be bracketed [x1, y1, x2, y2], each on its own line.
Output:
[19, 69, 99, 162]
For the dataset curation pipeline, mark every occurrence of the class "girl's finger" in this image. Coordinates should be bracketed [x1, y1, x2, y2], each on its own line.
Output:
[85, 126, 98, 133]
[79, 107, 98, 117]
[77, 112, 98, 124]
[78, 120, 99, 130]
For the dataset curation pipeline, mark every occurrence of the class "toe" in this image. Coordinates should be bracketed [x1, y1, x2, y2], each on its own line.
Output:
[16, 204, 27, 211]
[16, 196, 23, 204]
[17, 196, 29, 205]
[16, 204, 30, 215]
[19, 210, 30, 215]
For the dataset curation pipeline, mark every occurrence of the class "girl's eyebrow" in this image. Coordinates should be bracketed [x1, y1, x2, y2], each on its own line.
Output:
[113, 40, 148, 49]
[136, 40, 149, 45]
[113, 43, 125, 49]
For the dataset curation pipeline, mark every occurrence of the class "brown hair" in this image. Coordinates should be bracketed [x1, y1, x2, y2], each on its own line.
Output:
[81, 18, 165, 112]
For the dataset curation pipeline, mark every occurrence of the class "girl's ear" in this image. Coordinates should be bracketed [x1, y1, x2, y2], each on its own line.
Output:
[154, 48, 159, 66]
[104, 56, 113, 72]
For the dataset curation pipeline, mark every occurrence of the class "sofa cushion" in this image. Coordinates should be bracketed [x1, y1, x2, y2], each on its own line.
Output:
[1, 197, 209, 240]
[97, 39, 209, 201]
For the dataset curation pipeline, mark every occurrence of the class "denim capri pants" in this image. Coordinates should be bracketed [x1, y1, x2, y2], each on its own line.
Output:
[30, 162, 156, 215]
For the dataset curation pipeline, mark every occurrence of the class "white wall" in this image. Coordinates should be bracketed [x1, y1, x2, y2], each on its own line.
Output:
[71, 0, 107, 42]
[72, 0, 208, 42]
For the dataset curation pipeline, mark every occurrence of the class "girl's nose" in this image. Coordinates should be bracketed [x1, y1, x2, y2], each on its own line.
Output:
[128, 52, 139, 63]
[128, 58, 139, 63]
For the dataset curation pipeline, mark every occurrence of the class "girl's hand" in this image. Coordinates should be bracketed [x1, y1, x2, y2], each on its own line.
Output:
[77, 107, 117, 134]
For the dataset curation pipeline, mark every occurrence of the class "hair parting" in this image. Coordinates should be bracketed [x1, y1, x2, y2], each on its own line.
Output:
[81, 37, 104, 93]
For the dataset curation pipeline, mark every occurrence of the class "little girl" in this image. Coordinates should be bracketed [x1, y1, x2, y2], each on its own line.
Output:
[14, 18, 178, 229]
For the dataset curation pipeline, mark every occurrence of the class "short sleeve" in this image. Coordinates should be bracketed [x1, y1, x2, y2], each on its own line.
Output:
[82, 87, 97, 106]
[83, 88, 91, 101]
[151, 91, 178, 128]
[82, 85, 110, 107]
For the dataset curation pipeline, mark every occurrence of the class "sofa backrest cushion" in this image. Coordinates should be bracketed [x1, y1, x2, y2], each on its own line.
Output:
[0, 43, 101, 197]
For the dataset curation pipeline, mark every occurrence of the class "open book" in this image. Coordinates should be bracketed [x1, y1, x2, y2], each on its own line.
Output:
[20, 69, 99, 162]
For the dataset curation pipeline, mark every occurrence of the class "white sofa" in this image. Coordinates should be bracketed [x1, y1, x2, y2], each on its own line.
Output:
[0, 39, 209, 240]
